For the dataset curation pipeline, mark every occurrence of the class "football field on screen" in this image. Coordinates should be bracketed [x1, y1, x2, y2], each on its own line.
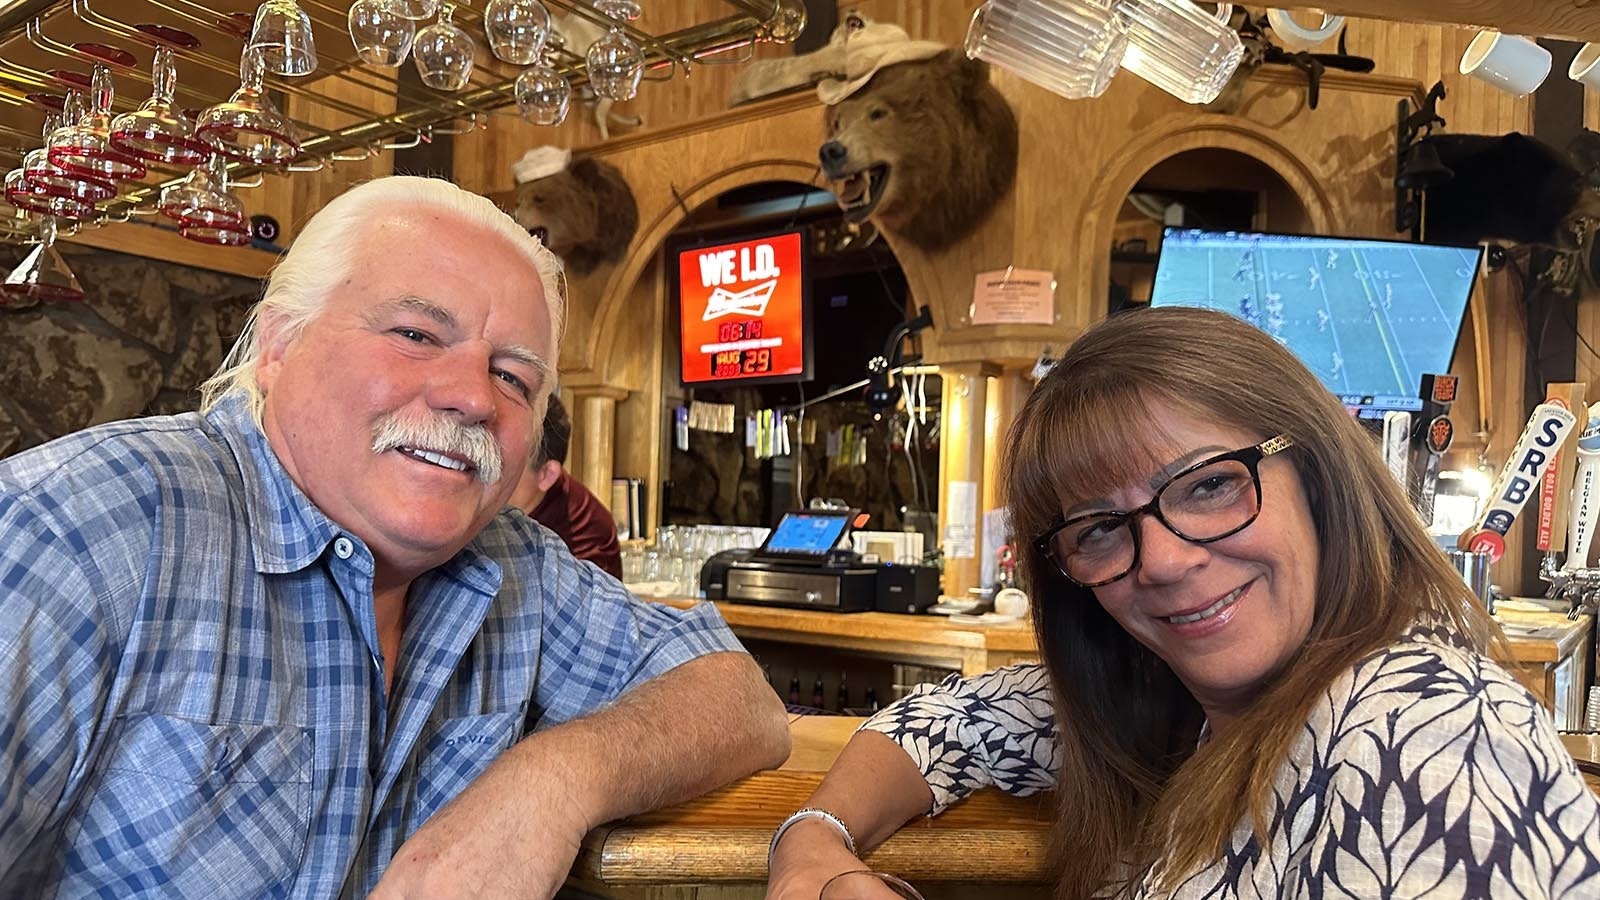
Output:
[1153, 242, 1479, 396]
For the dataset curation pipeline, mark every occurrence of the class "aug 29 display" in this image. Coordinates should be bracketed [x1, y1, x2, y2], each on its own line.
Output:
[676, 230, 812, 386]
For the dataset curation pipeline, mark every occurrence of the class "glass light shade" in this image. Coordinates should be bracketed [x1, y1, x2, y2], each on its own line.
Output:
[413, 5, 474, 91]
[485, 0, 550, 65]
[2, 218, 85, 305]
[348, 0, 416, 67]
[248, 0, 319, 77]
[515, 63, 570, 125]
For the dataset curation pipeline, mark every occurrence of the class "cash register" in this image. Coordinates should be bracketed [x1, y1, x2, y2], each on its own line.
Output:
[723, 509, 878, 612]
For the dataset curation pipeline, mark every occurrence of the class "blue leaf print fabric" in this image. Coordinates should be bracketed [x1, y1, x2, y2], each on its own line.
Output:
[861, 634, 1600, 898]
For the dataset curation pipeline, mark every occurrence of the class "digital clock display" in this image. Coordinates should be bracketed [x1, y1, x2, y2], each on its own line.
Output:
[677, 231, 809, 386]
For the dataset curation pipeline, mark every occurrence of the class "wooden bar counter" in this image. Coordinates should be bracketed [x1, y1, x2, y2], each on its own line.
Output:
[652, 598, 1039, 677]
[567, 716, 1054, 900]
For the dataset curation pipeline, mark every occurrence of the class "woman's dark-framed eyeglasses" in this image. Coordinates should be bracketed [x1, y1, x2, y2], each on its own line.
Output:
[1032, 435, 1295, 588]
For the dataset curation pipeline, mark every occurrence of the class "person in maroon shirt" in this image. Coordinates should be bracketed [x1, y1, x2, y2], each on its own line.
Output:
[509, 395, 624, 580]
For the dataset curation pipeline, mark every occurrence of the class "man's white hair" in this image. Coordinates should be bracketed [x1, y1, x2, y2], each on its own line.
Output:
[199, 175, 566, 424]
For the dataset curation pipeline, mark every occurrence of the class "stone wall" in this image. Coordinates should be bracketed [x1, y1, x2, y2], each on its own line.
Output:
[0, 243, 262, 458]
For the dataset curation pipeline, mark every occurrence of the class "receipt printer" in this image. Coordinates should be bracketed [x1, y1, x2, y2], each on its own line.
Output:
[874, 563, 941, 614]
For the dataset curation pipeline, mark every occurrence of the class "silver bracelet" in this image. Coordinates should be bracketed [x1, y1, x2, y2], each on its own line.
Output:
[767, 807, 858, 872]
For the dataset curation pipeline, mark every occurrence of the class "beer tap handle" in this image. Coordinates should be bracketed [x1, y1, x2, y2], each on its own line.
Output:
[1460, 402, 1578, 561]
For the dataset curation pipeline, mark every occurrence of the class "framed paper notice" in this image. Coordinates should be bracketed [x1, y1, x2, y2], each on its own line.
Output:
[970, 267, 1055, 325]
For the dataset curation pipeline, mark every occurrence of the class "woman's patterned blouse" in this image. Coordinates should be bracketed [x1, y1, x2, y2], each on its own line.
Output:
[860, 632, 1600, 898]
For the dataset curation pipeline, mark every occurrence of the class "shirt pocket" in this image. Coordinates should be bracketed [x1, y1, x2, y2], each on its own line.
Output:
[64, 713, 313, 900]
[406, 708, 526, 833]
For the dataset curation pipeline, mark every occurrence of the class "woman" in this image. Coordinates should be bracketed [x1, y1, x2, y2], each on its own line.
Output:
[766, 306, 1600, 898]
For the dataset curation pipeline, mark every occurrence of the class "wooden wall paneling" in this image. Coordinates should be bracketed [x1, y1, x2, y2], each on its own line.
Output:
[1274, 2, 1600, 43]
[249, 72, 400, 246]
[451, 0, 795, 197]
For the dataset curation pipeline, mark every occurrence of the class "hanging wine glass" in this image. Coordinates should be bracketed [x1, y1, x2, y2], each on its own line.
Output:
[484, 0, 550, 65]
[388, 0, 438, 19]
[109, 47, 209, 166]
[348, 0, 416, 67]
[248, 0, 319, 77]
[586, 0, 644, 102]
[48, 66, 149, 184]
[2, 217, 86, 306]
[4, 164, 96, 223]
[515, 56, 570, 125]
[760, 0, 806, 43]
[196, 50, 301, 164]
[413, 4, 474, 91]
[25, 101, 117, 210]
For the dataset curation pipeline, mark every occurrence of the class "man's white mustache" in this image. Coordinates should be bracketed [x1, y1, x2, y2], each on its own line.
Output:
[371, 412, 503, 485]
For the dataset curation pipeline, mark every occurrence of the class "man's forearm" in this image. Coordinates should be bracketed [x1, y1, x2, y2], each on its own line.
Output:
[507, 650, 790, 829]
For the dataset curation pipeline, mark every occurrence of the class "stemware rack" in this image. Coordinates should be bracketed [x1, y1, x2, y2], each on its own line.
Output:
[0, 0, 785, 242]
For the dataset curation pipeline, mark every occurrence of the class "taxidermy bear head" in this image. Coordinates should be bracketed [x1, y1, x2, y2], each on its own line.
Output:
[1414, 131, 1600, 250]
[511, 156, 639, 276]
[818, 49, 1019, 251]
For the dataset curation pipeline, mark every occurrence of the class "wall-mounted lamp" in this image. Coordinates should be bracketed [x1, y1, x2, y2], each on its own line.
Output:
[1394, 80, 1451, 237]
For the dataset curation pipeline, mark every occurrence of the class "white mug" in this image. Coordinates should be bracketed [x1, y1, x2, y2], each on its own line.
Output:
[1571, 42, 1600, 90]
[1265, 8, 1344, 51]
[1459, 30, 1551, 97]
[994, 587, 1030, 618]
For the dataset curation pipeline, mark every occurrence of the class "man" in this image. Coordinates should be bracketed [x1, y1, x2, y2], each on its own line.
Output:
[0, 176, 788, 899]
[509, 394, 623, 580]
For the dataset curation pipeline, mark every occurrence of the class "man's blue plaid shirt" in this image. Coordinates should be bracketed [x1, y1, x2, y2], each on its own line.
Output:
[0, 396, 744, 898]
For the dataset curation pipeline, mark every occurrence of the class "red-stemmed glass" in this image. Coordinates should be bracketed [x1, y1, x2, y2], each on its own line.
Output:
[110, 47, 209, 166]
[48, 65, 148, 183]
[196, 50, 300, 165]
[18, 105, 115, 212]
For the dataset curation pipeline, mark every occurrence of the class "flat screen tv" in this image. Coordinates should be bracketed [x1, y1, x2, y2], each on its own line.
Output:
[673, 228, 813, 387]
[1150, 228, 1483, 412]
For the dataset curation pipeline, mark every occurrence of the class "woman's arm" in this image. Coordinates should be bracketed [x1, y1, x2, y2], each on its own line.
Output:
[765, 663, 1058, 899]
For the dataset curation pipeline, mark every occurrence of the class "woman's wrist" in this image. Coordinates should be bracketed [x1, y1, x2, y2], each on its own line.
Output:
[768, 808, 858, 871]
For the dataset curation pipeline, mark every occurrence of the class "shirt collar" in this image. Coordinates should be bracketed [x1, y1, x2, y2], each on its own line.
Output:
[207, 393, 505, 592]
[209, 393, 344, 574]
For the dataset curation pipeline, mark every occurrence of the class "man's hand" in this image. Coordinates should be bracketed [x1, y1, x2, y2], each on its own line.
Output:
[367, 749, 591, 900]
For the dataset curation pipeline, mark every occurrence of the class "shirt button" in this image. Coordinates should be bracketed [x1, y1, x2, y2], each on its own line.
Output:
[334, 537, 354, 559]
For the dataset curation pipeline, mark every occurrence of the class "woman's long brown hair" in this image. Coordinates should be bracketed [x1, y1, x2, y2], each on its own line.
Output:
[1000, 307, 1502, 898]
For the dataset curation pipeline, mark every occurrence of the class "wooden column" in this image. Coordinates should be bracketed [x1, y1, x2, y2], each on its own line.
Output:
[939, 364, 998, 599]
[569, 385, 630, 512]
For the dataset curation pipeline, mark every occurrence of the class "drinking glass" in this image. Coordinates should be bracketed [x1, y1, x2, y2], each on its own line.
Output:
[964, 0, 1128, 100]
[1114, 0, 1244, 105]
[197, 51, 301, 164]
[820, 871, 925, 900]
[248, 0, 319, 77]
[2, 217, 86, 306]
[413, 3, 475, 91]
[586, 0, 644, 102]
[388, 0, 438, 18]
[760, 0, 807, 43]
[49, 66, 148, 183]
[110, 47, 210, 166]
[484, 0, 550, 65]
[515, 58, 570, 124]
[348, 0, 416, 67]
